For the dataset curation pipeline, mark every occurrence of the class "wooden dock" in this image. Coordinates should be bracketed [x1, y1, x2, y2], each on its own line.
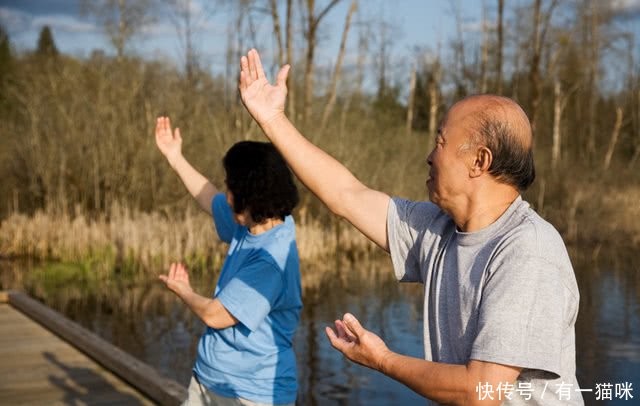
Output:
[0, 291, 187, 406]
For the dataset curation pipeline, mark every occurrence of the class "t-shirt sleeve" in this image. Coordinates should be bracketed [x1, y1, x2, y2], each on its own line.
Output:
[387, 197, 442, 283]
[211, 193, 238, 243]
[215, 259, 284, 332]
[470, 255, 571, 377]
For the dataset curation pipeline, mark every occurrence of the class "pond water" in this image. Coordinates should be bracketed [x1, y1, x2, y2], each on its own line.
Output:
[1, 245, 638, 405]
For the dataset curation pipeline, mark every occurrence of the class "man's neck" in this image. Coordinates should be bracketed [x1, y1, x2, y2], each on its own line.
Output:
[451, 187, 520, 233]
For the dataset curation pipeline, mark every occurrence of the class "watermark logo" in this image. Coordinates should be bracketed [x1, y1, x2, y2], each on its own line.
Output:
[476, 381, 634, 401]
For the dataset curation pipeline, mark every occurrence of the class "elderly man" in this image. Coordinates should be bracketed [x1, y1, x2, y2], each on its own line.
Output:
[238, 49, 582, 405]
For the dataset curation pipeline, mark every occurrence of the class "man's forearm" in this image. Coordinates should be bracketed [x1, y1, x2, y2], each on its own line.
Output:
[379, 353, 521, 405]
[380, 352, 470, 405]
[260, 114, 390, 249]
[168, 154, 217, 215]
[260, 114, 362, 216]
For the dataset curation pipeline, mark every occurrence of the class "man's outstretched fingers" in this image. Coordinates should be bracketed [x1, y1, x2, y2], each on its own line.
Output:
[343, 313, 364, 338]
[325, 326, 345, 351]
[248, 50, 258, 81]
[240, 56, 250, 83]
[276, 65, 290, 88]
[251, 49, 266, 79]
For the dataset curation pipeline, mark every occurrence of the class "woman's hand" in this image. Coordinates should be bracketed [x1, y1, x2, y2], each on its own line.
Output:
[155, 116, 183, 165]
[159, 262, 193, 298]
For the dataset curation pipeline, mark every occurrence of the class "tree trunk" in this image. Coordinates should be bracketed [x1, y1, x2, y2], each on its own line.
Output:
[529, 0, 558, 141]
[603, 106, 623, 171]
[428, 60, 441, 145]
[406, 66, 416, 136]
[480, 0, 488, 93]
[529, 0, 542, 137]
[496, 0, 504, 94]
[355, 21, 368, 98]
[303, 19, 316, 123]
[587, 0, 599, 159]
[270, 0, 284, 67]
[116, 0, 126, 60]
[320, 0, 357, 130]
[285, 0, 295, 121]
[551, 80, 562, 170]
[302, 0, 341, 123]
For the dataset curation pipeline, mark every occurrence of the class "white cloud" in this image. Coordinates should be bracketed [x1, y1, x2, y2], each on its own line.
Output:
[610, 0, 640, 13]
[0, 7, 98, 35]
[461, 19, 496, 33]
[31, 14, 97, 33]
[142, 21, 175, 36]
[609, 0, 640, 19]
[0, 7, 32, 33]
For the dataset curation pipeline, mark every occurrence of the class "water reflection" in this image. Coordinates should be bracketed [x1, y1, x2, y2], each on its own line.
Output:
[1, 246, 639, 405]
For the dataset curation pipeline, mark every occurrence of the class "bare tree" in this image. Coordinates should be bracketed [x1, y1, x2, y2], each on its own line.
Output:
[496, 0, 504, 94]
[585, 0, 600, 159]
[372, 14, 397, 100]
[529, 0, 559, 139]
[301, 0, 342, 123]
[602, 106, 623, 171]
[551, 76, 580, 170]
[354, 18, 369, 98]
[81, 0, 155, 60]
[406, 65, 416, 136]
[449, 0, 467, 92]
[320, 0, 357, 130]
[284, 0, 297, 121]
[166, 0, 215, 80]
[270, 0, 285, 66]
[428, 58, 442, 143]
[479, 0, 489, 93]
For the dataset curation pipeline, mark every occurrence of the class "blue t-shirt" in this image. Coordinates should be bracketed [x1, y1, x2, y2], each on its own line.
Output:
[193, 194, 302, 404]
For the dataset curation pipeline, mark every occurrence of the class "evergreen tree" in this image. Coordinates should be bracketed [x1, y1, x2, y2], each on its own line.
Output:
[36, 25, 58, 57]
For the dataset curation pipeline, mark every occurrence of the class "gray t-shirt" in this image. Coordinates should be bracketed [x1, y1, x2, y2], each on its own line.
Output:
[387, 196, 583, 405]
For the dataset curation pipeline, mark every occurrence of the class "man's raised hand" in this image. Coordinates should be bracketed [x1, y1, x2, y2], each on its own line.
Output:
[155, 116, 182, 165]
[238, 49, 290, 127]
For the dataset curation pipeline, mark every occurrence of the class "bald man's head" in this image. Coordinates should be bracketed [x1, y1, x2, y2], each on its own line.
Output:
[454, 95, 536, 191]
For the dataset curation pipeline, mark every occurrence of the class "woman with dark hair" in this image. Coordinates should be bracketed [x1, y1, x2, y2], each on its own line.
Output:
[155, 117, 301, 406]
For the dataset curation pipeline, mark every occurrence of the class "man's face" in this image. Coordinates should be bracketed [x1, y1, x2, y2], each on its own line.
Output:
[426, 103, 475, 209]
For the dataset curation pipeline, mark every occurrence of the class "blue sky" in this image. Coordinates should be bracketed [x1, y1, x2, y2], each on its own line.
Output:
[0, 1, 483, 62]
[1, 0, 639, 92]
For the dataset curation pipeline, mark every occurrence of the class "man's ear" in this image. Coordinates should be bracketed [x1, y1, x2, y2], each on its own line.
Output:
[470, 146, 492, 178]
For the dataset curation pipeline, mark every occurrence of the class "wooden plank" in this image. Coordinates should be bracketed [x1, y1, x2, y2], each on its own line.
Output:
[3, 291, 187, 406]
[0, 304, 153, 406]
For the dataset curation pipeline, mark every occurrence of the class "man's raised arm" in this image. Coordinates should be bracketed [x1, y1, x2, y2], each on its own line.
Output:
[238, 49, 390, 251]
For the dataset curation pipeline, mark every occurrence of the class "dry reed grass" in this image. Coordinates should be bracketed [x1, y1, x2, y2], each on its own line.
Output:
[0, 202, 377, 274]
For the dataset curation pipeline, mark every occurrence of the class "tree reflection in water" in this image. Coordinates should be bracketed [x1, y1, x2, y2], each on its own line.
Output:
[1, 246, 639, 405]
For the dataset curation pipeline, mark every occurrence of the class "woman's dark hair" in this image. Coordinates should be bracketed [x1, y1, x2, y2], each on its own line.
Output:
[223, 141, 299, 223]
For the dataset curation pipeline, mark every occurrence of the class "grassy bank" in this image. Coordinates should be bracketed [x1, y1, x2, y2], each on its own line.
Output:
[0, 201, 377, 275]
[2, 182, 639, 277]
